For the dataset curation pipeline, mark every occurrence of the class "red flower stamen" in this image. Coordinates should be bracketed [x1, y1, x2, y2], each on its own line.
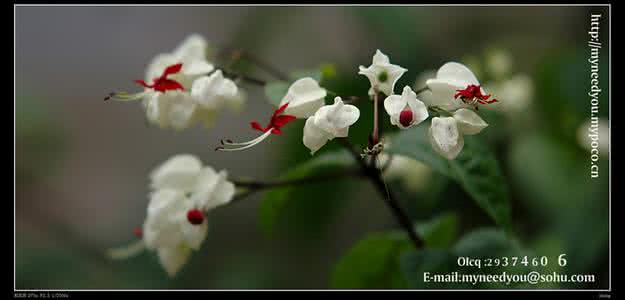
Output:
[186, 209, 205, 225]
[134, 63, 185, 93]
[454, 84, 498, 105]
[250, 103, 297, 135]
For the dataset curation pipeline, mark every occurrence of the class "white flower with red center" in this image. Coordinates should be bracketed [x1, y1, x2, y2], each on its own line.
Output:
[303, 97, 360, 154]
[279, 77, 327, 119]
[142, 154, 235, 276]
[359, 49, 407, 97]
[428, 108, 488, 160]
[216, 103, 297, 152]
[425, 62, 498, 111]
[144, 34, 215, 88]
[105, 35, 244, 130]
[383, 86, 429, 129]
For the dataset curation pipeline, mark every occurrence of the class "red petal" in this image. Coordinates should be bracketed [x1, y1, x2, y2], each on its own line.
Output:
[274, 103, 290, 116]
[154, 79, 184, 92]
[251, 121, 267, 132]
[271, 128, 282, 135]
[272, 115, 297, 128]
[162, 63, 183, 77]
[134, 79, 152, 88]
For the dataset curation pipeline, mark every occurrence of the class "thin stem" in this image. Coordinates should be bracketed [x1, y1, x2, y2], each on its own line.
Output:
[220, 69, 267, 86]
[232, 168, 364, 190]
[369, 168, 425, 248]
[235, 50, 290, 82]
[326, 90, 366, 104]
[414, 86, 429, 95]
[338, 138, 425, 249]
[372, 91, 380, 145]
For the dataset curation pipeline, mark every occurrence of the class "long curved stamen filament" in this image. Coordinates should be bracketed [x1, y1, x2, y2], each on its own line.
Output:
[216, 130, 273, 152]
[105, 91, 148, 102]
[220, 130, 272, 146]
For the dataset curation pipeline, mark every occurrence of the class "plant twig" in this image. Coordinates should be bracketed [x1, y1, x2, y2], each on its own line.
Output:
[337, 129, 425, 249]
[232, 50, 290, 82]
[414, 86, 429, 95]
[231, 168, 364, 190]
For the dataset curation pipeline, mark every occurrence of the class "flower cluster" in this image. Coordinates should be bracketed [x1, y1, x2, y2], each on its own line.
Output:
[107, 39, 505, 276]
[106, 34, 244, 130]
[143, 154, 235, 276]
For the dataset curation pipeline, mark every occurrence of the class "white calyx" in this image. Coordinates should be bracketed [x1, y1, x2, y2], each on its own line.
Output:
[358, 49, 407, 97]
[383, 86, 429, 129]
[279, 77, 327, 119]
[424, 62, 488, 110]
[303, 97, 360, 155]
[142, 154, 235, 276]
[428, 108, 488, 160]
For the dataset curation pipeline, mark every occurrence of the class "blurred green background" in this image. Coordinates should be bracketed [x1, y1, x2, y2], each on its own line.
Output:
[15, 5, 609, 289]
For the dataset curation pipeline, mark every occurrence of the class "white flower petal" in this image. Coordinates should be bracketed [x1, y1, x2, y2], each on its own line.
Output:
[429, 117, 464, 160]
[191, 70, 238, 109]
[435, 62, 480, 86]
[150, 154, 203, 190]
[167, 93, 197, 130]
[157, 245, 192, 277]
[372, 49, 390, 65]
[280, 77, 327, 119]
[173, 34, 209, 64]
[145, 92, 171, 128]
[358, 50, 407, 96]
[453, 108, 488, 135]
[383, 94, 407, 117]
[313, 97, 360, 136]
[385, 86, 428, 129]
[190, 168, 235, 211]
[303, 117, 331, 155]
[206, 170, 236, 210]
[406, 95, 429, 127]
[179, 219, 208, 250]
[183, 60, 214, 77]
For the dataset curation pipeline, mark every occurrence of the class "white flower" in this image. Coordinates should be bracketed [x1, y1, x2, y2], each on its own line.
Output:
[145, 34, 214, 88]
[191, 70, 242, 110]
[359, 49, 407, 97]
[279, 77, 327, 119]
[425, 62, 496, 111]
[303, 97, 360, 154]
[383, 86, 429, 129]
[143, 154, 235, 276]
[143, 90, 197, 130]
[429, 108, 488, 160]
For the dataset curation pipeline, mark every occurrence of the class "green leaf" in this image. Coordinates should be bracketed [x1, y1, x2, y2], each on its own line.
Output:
[331, 232, 411, 289]
[331, 214, 458, 289]
[416, 212, 458, 249]
[259, 150, 356, 237]
[387, 127, 512, 232]
[386, 127, 451, 176]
